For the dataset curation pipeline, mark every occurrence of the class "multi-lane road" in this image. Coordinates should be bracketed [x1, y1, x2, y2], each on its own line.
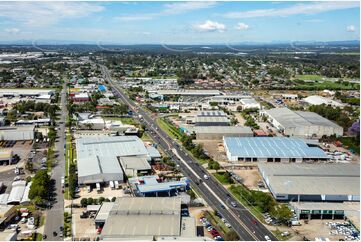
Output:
[43, 82, 67, 241]
[100, 64, 277, 241]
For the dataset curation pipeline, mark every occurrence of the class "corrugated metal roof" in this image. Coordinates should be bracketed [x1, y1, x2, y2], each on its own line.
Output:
[224, 137, 328, 158]
[258, 163, 360, 196]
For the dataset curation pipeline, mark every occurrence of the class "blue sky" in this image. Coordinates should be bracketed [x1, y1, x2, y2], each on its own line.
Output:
[0, 1, 359, 44]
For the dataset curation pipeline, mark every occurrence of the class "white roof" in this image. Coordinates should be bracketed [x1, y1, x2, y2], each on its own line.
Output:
[303, 95, 344, 107]
[7, 180, 26, 204]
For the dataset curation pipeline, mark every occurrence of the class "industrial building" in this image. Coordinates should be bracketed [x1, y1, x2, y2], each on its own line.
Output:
[76, 136, 160, 185]
[0, 204, 16, 227]
[0, 89, 54, 97]
[186, 126, 253, 140]
[262, 108, 343, 138]
[0, 126, 34, 140]
[302, 95, 344, 107]
[290, 202, 360, 220]
[129, 175, 189, 197]
[195, 116, 230, 126]
[258, 163, 360, 202]
[99, 197, 196, 240]
[7, 180, 26, 205]
[239, 98, 261, 110]
[154, 89, 220, 97]
[223, 137, 328, 162]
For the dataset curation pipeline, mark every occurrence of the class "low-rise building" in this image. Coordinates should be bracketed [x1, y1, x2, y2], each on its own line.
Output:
[0, 126, 35, 140]
[224, 137, 328, 162]
[262, 107, 343, 138]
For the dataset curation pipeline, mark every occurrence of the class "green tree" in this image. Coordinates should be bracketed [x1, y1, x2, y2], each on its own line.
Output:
[270, 204, 293, 225]
[29, 170, 52, 205]
[224, 230, 239, 241]
[80, 198, 88, 207]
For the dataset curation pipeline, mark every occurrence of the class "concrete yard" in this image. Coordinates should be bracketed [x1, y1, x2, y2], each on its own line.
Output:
[72, 208, 98, 240]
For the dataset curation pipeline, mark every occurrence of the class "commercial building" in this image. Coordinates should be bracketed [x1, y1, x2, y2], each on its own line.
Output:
[129, 175, 189, 197]
[262, 108, 343, 138]
[258, 163, 360, 202]
[290, 202, 360, 220]
[100, 197, 196, 240]
[0, 204, 16, 226]
[239, 98, 261, 110]
[0, 89, 54, 98]
[207, 95, 252, 105]
[187, 126, 253, 140]
[223, 137, 328, 162]
[72, 93, 90, 103]
[0, 126, 35, 140]
[155, 89, 220, 97]
[16, 119, 51, 126]
[302, 95, 344, 107]
[76, 136, 160, 185]
[196, 110, 227, 117]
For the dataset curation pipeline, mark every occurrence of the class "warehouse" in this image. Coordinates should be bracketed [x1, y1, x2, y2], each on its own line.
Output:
[196, 110, 227, 117]
[290, 202, 360, 220]
[195, 116, 230, 126]
[302, 95, 344, 107]
[0, 126, 34, 140]
[258, 163, 360, 202]
[100, 197, 196, 240]
[262, 107, 343, 138]
[189, 126, 253, 140]
[0, 89, 54, 97]
[7, 180, 26, 205]
[76, 136, 160, 185]
[155, 89, 220, 96]
[239, 98, 261, 110]
[223, 137, 328, 162]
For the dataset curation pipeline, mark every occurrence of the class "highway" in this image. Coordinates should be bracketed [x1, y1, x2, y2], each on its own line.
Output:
[100, 64, 277, 241]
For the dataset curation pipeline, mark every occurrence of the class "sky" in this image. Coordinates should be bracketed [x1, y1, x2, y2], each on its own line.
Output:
[0, 1, 359, 44]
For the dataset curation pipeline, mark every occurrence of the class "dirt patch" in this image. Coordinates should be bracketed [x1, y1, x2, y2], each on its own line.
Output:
[231, 169, 262, 190]
[196, 140, 228, 162]
[72, 208, 98, 240]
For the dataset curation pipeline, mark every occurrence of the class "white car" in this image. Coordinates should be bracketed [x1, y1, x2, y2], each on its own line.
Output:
[231, 201, 237, 207]
[265, 235, 271, 241]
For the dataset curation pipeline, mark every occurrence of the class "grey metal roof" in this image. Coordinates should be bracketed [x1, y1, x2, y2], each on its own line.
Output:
[101, 197, 181, 238]
[195, 116, 230, 123]
[265, 108, 341, 129]
[258, 163, 360, 196]
[193, 126, 253, 134]
[224, 137, 328, 158]
[118, 156, 151, 171]
[76, 136, 155, 183]
[197, 111, 227, 117]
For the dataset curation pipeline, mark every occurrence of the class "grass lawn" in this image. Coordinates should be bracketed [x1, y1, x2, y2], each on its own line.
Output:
[213, 172, 234, 185]
[156, 118, 182, 140]
[294, 74, 324, 81]
[293, 81, 359, 90]
[104, 117, 137, 125]
[141, 132, 152, 141]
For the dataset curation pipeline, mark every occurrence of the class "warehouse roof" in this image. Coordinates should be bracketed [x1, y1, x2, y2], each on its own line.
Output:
[197, 110, 227, 117]
[302, 95, 344, 107]
[156, 89, 220, 96]
[195, 116, 230, 123]
[258, 163, 360, 196]
[290, 202, 360, 212]
[101, 197, 181, 238]
[118, 156, 151, 171]
[240, 98, 259, 105]
[224, 137, 328, 158]
[76, 136, 149, 158]
[193, 126, 253, 134]
[0, 125, 35, 131]
[7, 180, 26, 204]
[265, 108, 341, 129]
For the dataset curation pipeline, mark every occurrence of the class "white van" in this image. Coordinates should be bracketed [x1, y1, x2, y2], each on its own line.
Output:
[114, 181, 119, 189]
[96, 183, 101, 193]
[109, 181, 115, 190]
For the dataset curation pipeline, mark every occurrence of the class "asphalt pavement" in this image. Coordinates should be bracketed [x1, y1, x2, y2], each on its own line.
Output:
[100, 64, 277, 241]
[43, 82, 67, 241]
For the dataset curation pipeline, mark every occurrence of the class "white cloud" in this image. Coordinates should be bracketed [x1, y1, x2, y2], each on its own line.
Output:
[347, 25, 356, 32]
[222, 2, 359, 19]
[114, 1, 217, 22]
[235, 23, 249, 30]
[5, 28, 20, 34]
[193, 20, 226, 32]
[0, 2, 104, 26]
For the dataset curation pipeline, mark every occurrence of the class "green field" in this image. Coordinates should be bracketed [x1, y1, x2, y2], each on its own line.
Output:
[294, 74, 324, 81]
[104, 117, 138, 125]
[156, 118, 182, 140]
[213, 172, 234, 185]
[292, 80, 359, 90]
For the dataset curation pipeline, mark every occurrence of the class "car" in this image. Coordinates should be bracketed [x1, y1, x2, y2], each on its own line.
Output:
[265, 235, 271, 241]
[252, 219, 258, 225]
[225, 223, 231, 228]
[59, 231, 63, 237]
[60, 226, 64, 231]
[231, 201, 237, 207]
[53, 231, 57, 237]
[220, 204, 225, 209]
[42, 234, 47, 240]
